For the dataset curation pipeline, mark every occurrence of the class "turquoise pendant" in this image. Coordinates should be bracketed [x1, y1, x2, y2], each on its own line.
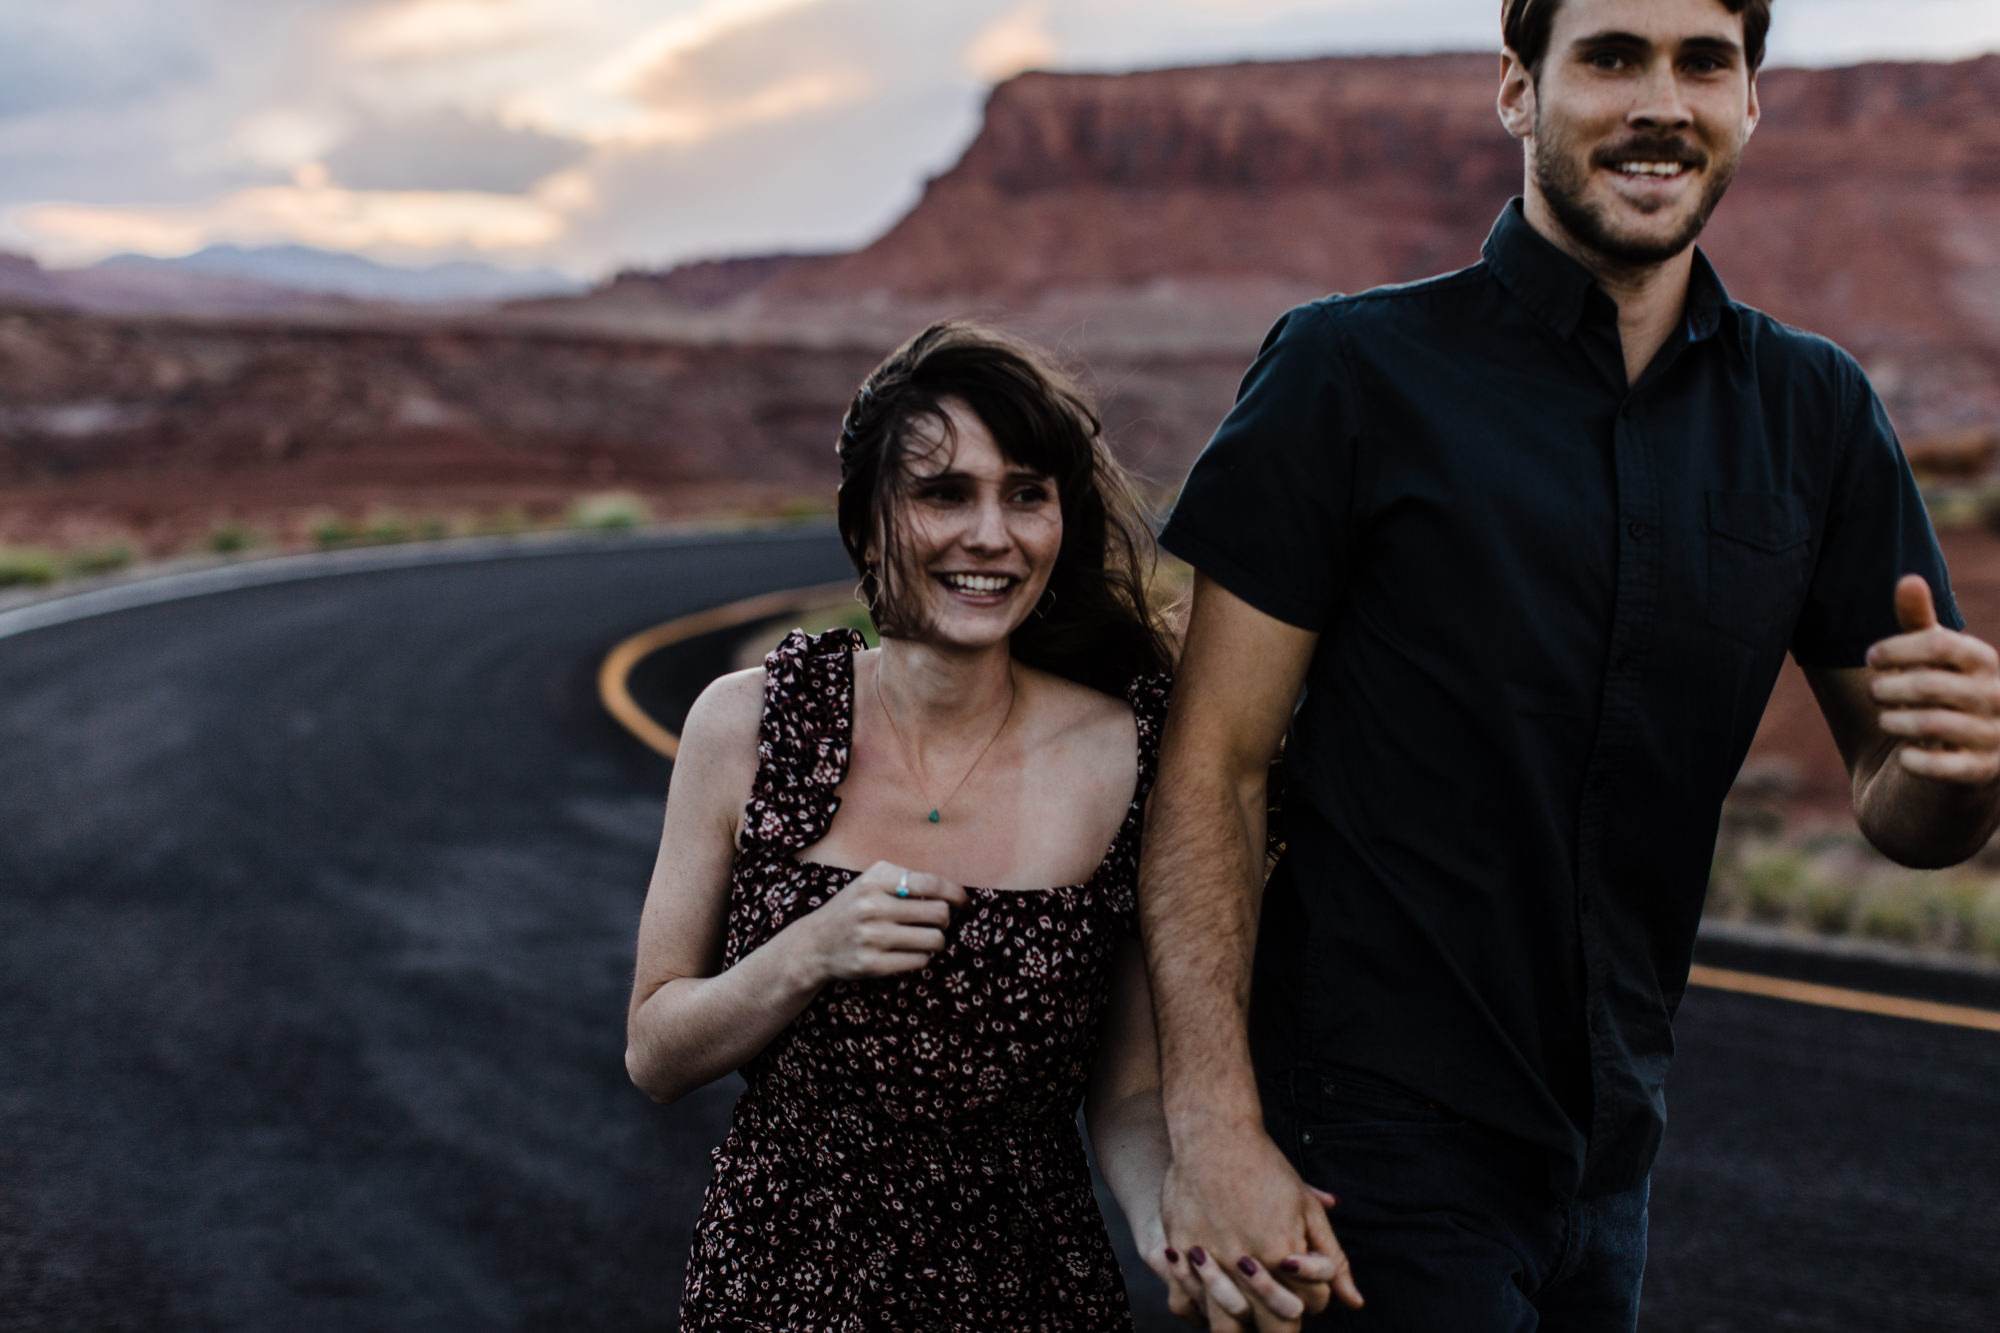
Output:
[928, 809, 941, 824]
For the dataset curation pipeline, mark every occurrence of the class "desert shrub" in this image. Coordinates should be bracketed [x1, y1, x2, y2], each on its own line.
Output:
[207, 524, 257, 554]
[472, 507, 528, 536]
[1736, 848, 1812, 924]
[568, 492, 651, 531]
[1856, 883, 1925, 945]
[1972, 885, 2000, 960]
[0, 548, 58, 589]
[1798, 877, 1860, 934]
[362, 515, 411, 545]
[65, 545, 132, 577]
[311, 517, 358, 547]
[776, 495, 831, 522]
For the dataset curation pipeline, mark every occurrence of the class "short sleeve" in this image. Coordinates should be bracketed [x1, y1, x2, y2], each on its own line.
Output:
[1790, 372, 1962, 666]
[1158, 303, 1359, 631]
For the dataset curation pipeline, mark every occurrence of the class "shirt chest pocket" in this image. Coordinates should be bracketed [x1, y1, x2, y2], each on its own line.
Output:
[1706, 491, 1811, 648]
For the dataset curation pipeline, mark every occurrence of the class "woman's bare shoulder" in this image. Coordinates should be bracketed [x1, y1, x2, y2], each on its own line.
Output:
[677, 667, 766, 765]
[1017, 665, 1137, 745]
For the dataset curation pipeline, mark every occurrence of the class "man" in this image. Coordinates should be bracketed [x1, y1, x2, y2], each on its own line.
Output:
[1139, 0, 2000, 1329]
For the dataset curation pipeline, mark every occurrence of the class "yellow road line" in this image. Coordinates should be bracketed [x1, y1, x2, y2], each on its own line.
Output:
[598, 581, 856, 759]
[601, 590, 2000, 1033]
[1688, 964, 2000, 1033]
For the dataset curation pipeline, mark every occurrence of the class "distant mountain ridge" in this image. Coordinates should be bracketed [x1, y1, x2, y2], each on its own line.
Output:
[0, 244, 585, 315]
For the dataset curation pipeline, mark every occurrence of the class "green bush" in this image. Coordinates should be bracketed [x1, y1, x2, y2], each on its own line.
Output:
[1798, 877, 1860, 934]
[568, 492, 651, 532]
[311, 517, 358, 547]
[64, 545, 133, 577]
[361, 515, 411, 545]
[1972, 886, 2000, 960]
[1736, 849, 1812, 924]
[472, 506, 528, 536]
[1856, 885, 1924, 946]
[207, 524, 257, 554]
[0, 548, 58, 589]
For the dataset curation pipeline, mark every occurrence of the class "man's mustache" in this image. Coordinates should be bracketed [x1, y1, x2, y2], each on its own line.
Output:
[1591, 137, 1710, 170]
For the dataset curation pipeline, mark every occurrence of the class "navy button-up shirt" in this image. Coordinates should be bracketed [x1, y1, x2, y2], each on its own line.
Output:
[1161, 200, 1959, 1195]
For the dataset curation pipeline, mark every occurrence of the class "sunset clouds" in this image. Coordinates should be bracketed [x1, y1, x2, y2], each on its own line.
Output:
[4, 0, 1997, 277]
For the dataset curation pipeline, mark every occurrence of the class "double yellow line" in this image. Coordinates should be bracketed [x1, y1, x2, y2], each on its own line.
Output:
[598, 584, 2000, 1035]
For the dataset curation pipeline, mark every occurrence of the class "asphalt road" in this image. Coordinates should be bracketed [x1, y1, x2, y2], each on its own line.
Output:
[2, 530, 1996, 1331]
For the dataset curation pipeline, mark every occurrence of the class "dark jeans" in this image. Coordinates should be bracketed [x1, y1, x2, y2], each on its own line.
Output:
[1262, 1069, 1649, 1332]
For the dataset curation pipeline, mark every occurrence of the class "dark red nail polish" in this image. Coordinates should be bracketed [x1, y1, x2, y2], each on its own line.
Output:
[1237, 1256, 1260, 1277]
[1164, 1248, 1180, 1264]
[1280, 1258, 1301, 1274]
[1189, 1246, 1208, 1267]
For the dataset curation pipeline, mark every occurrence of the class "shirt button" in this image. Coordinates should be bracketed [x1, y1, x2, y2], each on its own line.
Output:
[1627, 521, 1649, 540]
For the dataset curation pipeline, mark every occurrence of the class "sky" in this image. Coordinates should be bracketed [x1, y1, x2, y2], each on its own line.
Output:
[3, 0, 1997, 280]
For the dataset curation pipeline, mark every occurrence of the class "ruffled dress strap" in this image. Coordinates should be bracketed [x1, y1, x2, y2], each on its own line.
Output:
[1099, 672, 1173, 929]
[737, 627, 865, 854]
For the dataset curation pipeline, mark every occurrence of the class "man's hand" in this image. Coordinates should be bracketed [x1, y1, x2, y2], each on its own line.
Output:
[1160, 1128, 1362, 1331]
[1866, 575, 2000, 786]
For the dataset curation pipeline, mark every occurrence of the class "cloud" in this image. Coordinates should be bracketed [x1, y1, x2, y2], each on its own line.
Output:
[325, 107, 588, 192]
[965, 2, 1061, 83]
[344, 0, 557, 62]
[3, 0, 1997, 277]
[13, 178, 566, 266]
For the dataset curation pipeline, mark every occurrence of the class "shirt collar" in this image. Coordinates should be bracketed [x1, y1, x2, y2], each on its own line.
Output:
[1482, 198, 1743, 357]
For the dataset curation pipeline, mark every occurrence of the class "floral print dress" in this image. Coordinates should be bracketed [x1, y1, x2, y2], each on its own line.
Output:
[679, 628, 1169, 1332]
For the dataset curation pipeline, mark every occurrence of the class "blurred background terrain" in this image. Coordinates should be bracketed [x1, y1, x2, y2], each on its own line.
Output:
[8, 45, 2000, 955]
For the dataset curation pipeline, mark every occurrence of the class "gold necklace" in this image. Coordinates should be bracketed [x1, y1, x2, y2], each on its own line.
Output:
[875, 665, 1017, 825]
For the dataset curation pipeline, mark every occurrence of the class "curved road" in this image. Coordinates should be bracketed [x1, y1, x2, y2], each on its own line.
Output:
[1, 530, 1996, 1330]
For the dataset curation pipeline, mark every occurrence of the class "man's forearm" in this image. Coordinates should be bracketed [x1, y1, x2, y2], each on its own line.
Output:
[1139, 751, 1270, 1142]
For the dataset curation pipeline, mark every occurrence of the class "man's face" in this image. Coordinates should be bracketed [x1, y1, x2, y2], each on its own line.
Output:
[1505, 0, 1761, 268]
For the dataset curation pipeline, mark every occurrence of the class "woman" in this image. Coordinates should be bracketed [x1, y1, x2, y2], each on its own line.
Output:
[624, 323, 1330, 1330]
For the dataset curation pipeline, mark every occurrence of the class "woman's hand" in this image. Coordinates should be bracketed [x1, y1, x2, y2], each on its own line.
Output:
[1136, 1211, 1211, 1327]
[796, 861, 968, 984]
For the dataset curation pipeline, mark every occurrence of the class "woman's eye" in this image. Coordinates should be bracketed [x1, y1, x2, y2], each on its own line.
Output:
[1010, 486, 1051, 505]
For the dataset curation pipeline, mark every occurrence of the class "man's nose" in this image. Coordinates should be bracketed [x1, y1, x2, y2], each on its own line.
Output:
[1629, 59, 1694, 129]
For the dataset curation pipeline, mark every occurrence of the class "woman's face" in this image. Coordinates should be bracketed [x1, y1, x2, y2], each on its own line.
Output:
[876, 397, 1063, 651]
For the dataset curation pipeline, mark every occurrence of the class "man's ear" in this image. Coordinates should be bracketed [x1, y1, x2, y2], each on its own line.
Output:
[1744, 71, 1762, 140]
[1497, 48, 1537, 142]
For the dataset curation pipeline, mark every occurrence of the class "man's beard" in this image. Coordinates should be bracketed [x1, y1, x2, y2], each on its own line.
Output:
[1532, 120, 1740, 269]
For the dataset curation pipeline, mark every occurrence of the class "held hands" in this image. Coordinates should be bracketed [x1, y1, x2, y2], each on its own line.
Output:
[1157, 1131, 1361, 1331]
[799, 861, 968, 984]
[1867, 575, 2000, 786]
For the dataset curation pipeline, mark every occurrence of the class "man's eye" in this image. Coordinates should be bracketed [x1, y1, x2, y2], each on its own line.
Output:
[1587, 51, 1628, 71]
[1683, 55, 1727, 74]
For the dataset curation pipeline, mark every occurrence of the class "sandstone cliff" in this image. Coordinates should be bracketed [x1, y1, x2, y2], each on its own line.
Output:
[612, 53, 2000, 436]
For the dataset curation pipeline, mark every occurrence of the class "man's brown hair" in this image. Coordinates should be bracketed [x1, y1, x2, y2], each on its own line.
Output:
[1502, 0, 1771, 75]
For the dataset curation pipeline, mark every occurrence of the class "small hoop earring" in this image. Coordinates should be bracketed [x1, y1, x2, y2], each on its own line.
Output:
[1034, 586, 1057, 619]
